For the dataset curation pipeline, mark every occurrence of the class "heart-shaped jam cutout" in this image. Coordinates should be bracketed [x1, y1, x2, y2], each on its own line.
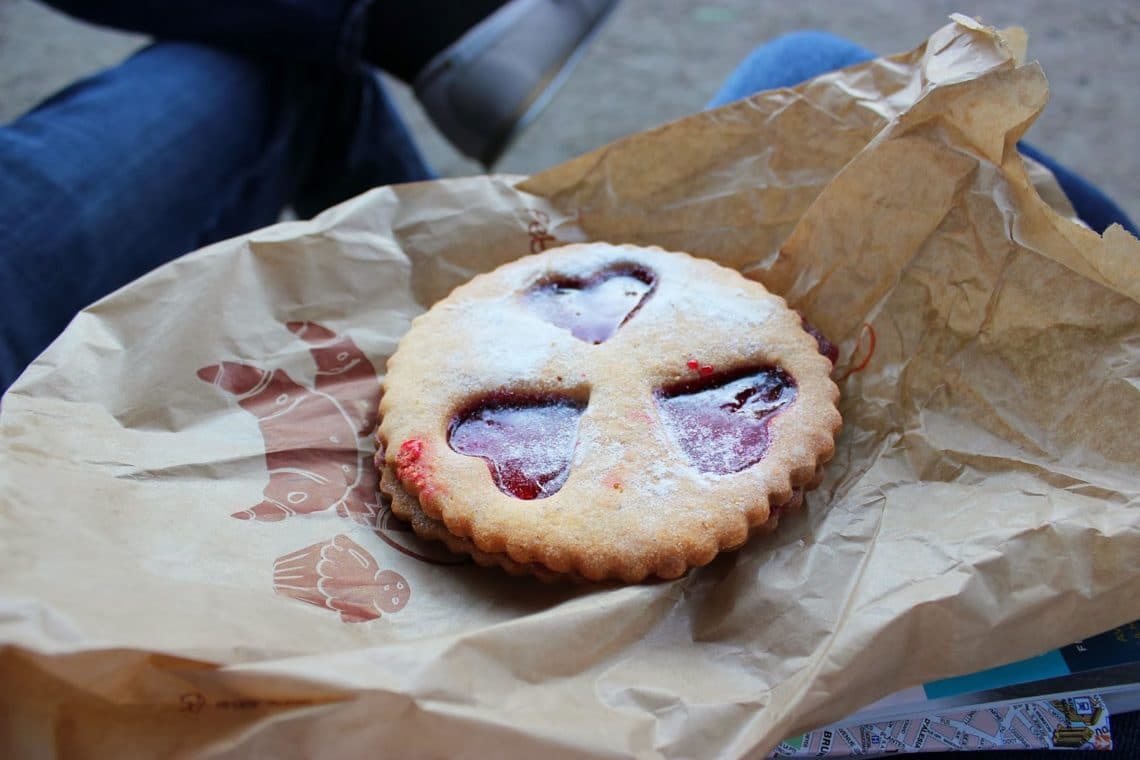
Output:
[449, 394, 585, 500]
[524, 264, 656, 344]
[656, 367, 797, 474]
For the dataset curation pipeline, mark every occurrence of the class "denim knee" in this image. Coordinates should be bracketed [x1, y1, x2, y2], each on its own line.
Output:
[708, 30, 876, 108]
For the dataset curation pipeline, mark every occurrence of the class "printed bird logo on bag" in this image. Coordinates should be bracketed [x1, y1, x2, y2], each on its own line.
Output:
[197, 321, 463, 623]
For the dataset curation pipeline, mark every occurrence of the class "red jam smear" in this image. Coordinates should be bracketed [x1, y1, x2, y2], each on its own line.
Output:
[799, 313, 838, 365]
[524, 265, 656, 344]
[656, 367, 796, 474]
[448, 394, 585, 500]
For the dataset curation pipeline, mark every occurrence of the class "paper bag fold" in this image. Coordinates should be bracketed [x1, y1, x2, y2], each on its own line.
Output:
[2, 17, 1138, 760]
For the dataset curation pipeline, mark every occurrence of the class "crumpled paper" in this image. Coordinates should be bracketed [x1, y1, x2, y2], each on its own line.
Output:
[1, 16, 1138, 760]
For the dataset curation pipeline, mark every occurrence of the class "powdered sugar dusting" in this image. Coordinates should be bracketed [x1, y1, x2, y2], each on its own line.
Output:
[450, 399, 584, 500]
[572, 421, 625, 475]
[638, 459, 680, 500]
[386, 243, 828, 578]
[657, 369, 796, 475]
[523, 268, 654, 344]
[537, 243, 627, 279]
[669, 284, 777, 331]
[442, 296, 567, 390]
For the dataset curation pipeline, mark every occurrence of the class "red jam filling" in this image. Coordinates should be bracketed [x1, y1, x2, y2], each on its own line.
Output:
[523, 265, 656, 344]
[799, 313, 838, 365]
[448, 394, 584, 500]
[656, 367, 796, 474]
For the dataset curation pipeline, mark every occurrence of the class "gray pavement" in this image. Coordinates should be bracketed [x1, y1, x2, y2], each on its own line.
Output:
[1, 0, 1137, 218]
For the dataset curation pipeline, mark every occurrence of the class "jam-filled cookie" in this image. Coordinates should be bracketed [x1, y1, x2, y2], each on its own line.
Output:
[377, 457, 811, 583]
[377, 243, 841, 582]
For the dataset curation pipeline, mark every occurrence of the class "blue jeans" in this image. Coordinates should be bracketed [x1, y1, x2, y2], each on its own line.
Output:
[1, 23, 1134, 391]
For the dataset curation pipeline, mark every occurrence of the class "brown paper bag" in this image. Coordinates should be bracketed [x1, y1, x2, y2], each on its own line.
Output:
[2, 16, 1138, 759]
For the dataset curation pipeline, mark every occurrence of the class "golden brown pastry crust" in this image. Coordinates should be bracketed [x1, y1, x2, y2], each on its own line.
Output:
[378, 243, 841, 582]
[378, 456, 812, 583]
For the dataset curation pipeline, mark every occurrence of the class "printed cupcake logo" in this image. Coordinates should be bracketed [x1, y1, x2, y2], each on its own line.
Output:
[198, 321, 462, 623]
[274, 535, 410, 623]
